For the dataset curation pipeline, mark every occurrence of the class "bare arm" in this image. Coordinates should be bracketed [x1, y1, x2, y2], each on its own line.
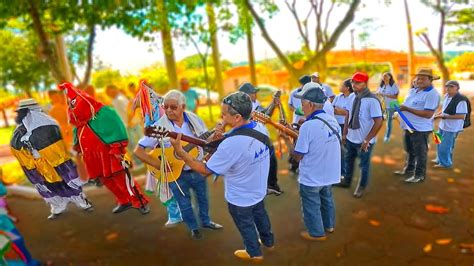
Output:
[170, 135, 211, 176]
[435, 113, 465, 120]
[134, 146, 161, 169]
[334, 107, 348, 116]
[290, 152, 304, 163]
[361, 117, 383, 152]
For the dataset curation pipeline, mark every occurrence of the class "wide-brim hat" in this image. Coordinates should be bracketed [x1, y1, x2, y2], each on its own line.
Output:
[15, 98, 41, 111]
[414, 68, 440, 80]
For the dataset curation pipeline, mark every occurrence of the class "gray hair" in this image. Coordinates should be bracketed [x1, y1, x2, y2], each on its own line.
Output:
[164, 90, 186, 105]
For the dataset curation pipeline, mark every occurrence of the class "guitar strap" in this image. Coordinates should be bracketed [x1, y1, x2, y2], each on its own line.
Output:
[227, 128, 273, 151]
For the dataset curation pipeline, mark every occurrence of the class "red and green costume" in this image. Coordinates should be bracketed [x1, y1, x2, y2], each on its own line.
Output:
[59, 82, 148, 210]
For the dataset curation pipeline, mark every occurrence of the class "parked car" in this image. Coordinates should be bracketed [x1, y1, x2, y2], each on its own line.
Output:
[193, 87, 220, 105]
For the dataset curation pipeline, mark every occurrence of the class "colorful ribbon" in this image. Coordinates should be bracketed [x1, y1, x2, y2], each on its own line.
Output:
[390, 101, 415, 133]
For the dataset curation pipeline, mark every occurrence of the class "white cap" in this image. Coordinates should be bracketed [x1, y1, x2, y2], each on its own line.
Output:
[310, 72, 320, 78]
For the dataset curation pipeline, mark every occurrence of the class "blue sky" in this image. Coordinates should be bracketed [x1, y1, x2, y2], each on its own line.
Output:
[93, 0, 473, 74]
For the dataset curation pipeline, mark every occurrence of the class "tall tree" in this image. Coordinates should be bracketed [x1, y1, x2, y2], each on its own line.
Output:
[157, 0, 179, 90]
[206, 1, 224, 95]
[244, 0, 361, 83]
[403, 0, 416, 81]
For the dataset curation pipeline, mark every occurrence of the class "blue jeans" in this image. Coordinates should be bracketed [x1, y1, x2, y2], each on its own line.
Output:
[166, 197, 182, 223]
[299, 184, 335, 237]
[435, 129, 459, 167]
[227, 200, 274, 257]
[168, 171, 210, 230]
[384, 108, 395, 141]
[343, 140, 374, 187]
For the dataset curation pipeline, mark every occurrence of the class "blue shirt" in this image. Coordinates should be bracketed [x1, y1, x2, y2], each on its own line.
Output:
[183, 88, 199, 112]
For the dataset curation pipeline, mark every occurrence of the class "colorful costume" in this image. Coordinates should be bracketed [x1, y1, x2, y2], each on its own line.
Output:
[59, 82, 149, 214]
[132, 81, 182, 224]
[10, 99, 92, 219]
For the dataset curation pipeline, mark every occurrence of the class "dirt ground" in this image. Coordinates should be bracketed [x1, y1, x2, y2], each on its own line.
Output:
[6, 117, 474, 266]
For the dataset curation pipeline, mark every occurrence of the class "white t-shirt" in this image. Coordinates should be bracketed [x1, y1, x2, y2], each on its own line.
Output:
[322, 84, 335, 98]
[401, 87, 440, 132]
[346, 97, 383, 144]
[332, 93, 354, 125]
[377, 83, 399, 108]
[206, 121, 270, 207]
[439, 95, 468, 133]
[323, 100, 335, 117]
[252, 100, 261, 112]
[294, 111, 341, 187]
[289, 88, 304, 124]
[138, 114, 206, 169]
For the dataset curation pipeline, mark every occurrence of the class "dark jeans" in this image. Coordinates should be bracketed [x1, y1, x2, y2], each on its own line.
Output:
[267, 148, 279, 190]
[403, 130, 431, 177]
[169, 171, 210, 231]
[343, 140, 374, 188]
[228, 200, 274, 257]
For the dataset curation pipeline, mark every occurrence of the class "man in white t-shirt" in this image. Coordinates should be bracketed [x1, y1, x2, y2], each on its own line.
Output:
[394, 68, 440, 183]
[134, 90, 222, 241]
[311, 72, 335, 102]
[169, 92, 274, 263]
[289, 75, 312, 124]
[433, 80, 469, 169]
[337, 72, 383, 198]
[291, 85, 341, 241]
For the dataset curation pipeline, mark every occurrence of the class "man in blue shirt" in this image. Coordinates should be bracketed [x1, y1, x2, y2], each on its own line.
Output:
[180, 78, 200, 113]
[394, 68, 440, 183]
[169, 92, 274, 263]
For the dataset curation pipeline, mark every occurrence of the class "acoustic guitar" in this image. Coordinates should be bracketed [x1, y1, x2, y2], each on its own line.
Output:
[144, 126, 215, 182]
[252, 111, 299, 140]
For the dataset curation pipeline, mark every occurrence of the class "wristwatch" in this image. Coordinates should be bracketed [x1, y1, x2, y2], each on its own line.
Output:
[363, 140, 369, 144]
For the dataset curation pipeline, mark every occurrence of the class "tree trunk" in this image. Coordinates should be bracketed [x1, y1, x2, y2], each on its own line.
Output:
[80, 23, 96, 88]
[246, 20, 257, 86]
[27, 0, 66, 83]
[206, 3, 224, 96]
[1, 109, 8, 128]
[403, 0, 416, 85]
[158, 0, 179, 90]
[202, 57, 214, 122]
[54, 34, 73, 82]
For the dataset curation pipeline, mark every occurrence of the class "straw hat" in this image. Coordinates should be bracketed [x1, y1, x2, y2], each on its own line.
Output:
[16, 98, 41, 111]
[414, 68, 440, 80]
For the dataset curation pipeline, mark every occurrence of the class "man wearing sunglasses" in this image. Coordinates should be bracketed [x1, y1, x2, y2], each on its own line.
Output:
[169, 91, 275, 263]
[134, 90, 222, 240]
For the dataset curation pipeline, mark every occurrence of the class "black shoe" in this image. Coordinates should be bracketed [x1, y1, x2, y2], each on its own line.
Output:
[137, 204, 150, 215]
[203, 221, 223, 230]
[191, 229, 203, 240]
[333, 182, 350, 188]
[112, 203, 132, 214]
[404, 176, 425, 183]
[393, 170, 414, 176]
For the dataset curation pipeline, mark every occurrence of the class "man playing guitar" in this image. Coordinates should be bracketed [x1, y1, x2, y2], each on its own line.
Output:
[134, 90, 222, 240]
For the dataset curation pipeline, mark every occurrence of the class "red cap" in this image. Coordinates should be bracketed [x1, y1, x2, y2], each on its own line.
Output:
[351, 72, 369, 83]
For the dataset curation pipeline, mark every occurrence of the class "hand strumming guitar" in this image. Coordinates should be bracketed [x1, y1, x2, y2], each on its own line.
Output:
[169, 133, 185, 157]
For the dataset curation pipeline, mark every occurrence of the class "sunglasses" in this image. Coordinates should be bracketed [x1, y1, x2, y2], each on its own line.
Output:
[222, 97, 243, 117]
[163, 104, 179, 111]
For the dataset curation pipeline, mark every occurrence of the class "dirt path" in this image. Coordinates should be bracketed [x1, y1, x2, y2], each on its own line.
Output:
[6, 120, 474, 266]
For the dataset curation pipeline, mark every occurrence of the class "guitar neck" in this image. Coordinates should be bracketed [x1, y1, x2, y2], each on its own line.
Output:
[267, 120, 298, 139]
[167, 132, 208, 147]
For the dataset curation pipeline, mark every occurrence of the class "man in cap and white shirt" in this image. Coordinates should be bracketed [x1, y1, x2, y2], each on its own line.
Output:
[336, 72, 383, 198]
[291, 84, 341, 241]
[394, 68, 440, 183]
[169, 91, 274, 263]
[433, 80, 469, 169]
[311, 72, 336, 102]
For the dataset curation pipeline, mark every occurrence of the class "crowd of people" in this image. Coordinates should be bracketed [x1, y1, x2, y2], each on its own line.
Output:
[6, 67, 471, 263]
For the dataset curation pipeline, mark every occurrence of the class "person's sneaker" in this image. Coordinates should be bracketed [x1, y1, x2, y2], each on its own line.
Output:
[137, 204, 151, 215]
[393, 170, 414, 176]
[353, 185, 365, 198]
[202, 221, 223, 230]
[383, 136, 390, 143]
[433, 164, 452, 169]
[82, 199, 94, 212]
[164, 219, 183, 228]
[431, 159, 439, 164]
[233, 250, 263, 263]
[267, 187, 283, 196]
[258, 239, 275, 251]
[404, 176, 425, 183]
[47, 213, 62, 220]
[300, 231, 327, 241]
[112, 203, 132, 214]
[325, 228, 335, 233]
[191, 229, 203, 240]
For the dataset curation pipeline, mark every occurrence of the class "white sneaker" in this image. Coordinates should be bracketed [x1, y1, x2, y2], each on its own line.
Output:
[164, 219, 183, 228]
[404, 176, 424, 183]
